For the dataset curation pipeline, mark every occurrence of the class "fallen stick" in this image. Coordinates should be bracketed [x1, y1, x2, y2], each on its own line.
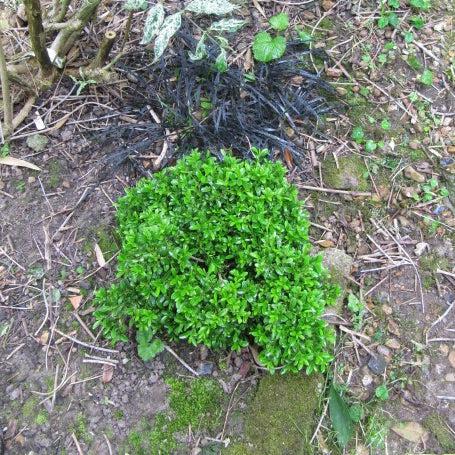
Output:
[54, 328, 118, 353]
[164, 344, 199, 377]
[297, 184, 373, 197]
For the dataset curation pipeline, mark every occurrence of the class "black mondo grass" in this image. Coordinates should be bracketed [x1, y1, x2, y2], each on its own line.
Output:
[96, 28, 337, 171]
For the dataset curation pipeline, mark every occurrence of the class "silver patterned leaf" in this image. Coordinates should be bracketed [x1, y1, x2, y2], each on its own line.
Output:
[209, 18, 246, 32]
[124, 0, 148, 12]
[153, 12, 182, 62]
[140, 3, 165, 45]
[185, 0, 239, 15]
[188, 33, 207, 61]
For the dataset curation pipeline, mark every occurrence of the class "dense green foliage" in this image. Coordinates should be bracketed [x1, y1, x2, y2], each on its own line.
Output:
[94, 150, 338, 373]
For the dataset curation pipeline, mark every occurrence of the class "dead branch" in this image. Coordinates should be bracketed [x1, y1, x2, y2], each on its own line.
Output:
[90, 31, 117, 69]
[0, 43, 13, 139]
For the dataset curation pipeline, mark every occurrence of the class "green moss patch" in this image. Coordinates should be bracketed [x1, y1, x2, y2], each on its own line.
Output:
[322, 156, 369, 191]
[423, 413, 455, 451]
[225, 373, 322, 455]
[123, 377, 225, 454]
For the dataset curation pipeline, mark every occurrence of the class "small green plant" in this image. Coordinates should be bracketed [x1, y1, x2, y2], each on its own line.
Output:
[0, 143, 10, 157]
[69, 75, 97, 95]
[252, 12, 289, 63]
[94, 150, 338, 373]
[409, 0, 431, 11]
[347, 293, 365, 330]
[419, 68, 434, 86]
[410, 15, 425, 29]
[136, 328, 164, 361]
[375, 384, 389, 401]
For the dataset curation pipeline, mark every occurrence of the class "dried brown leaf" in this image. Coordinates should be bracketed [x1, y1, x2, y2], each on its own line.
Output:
[391, 421, 429, 443]
[69, 295, 82, 310]
[94, 243, 106, 268]
[102, 364, 114, 383]
[0, 156, 41, 171]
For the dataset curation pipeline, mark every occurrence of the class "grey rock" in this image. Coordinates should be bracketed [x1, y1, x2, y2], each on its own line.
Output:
[368, 354, 387, 375]
[26, 134, 49, 152]
[121, 394, 129, 404]
[10, 388, 20, 400]
[197, 361, 214, 376]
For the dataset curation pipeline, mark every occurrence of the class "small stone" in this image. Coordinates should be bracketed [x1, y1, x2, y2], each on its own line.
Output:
[121, 394, 129, 403]
[199, 345, 208, 361]
[336, 87, 348, 96]
[377, 345, 391, 358]
[28, 176, 36, 184]
[362, 374, 373, 387]
[449, 351, 455, 368]
[9, 388, 20, 400]
[385, 338, 401, 350]
[326, 67, 342, 78]
[445, 373, 455, 382]
[321, 0, 334, 11]
[448, 146, 455, 155]
[62, 180, 71, 189]
[409, 140, 420, 150]
[439, 344, 449, 356]
[404, 166, 426, 183]
[382, 305, 393, 315]
[149, 372, 159, 384]
[368, 354, 387, 375]
[197, 361, 214, 376]
[26, 134, 49, 152]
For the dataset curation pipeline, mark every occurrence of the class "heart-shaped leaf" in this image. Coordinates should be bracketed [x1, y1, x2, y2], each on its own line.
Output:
[252, 31, 286, 63]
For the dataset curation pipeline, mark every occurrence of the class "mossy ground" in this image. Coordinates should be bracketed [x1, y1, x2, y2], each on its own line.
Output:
[122, 377, 225, 454]
[224, 373, 323, 455]
[423, 412, 455, 451]
[322, 156, 369, 191]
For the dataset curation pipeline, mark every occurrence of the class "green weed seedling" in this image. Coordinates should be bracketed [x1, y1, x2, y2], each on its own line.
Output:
[253, 12, 289, 63]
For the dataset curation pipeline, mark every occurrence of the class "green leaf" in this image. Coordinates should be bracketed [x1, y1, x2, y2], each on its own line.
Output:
[388, 0, 400, 7]
[252, 32, 286, 63]
[375, 384, 389, 401]
[404, 31, 414, 43]
[209, 18, 247, 33]
[351, 126, 364, 143]
[153, 12, 182, 62]
[410, 0, 431, 10]
[269, 12, 289, 31]
[123, 0, 147, 11]
[420, 69, 434, 86]
[297, 29, 312, 43]
[189, 33, 207, 61]
[140, 3, 165, 45]
[410, 15, 425, 29]
[388, 12, 399, 27]
[214, 48, 228, 72]
[185, 0, 239, 15]
[377, 53, 387, 64]
[365, 140, 377, 153]
[349, 404, 364, 423]
[407, 55, 421, 70]
[381, 119, 391, 130]
[378, 16, 389, 29]
[329, 386, 354, 448]
[137, 330, 165, 361]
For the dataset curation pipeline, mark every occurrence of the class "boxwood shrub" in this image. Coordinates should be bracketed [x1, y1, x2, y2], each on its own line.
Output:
[93, 150, 338, 373]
